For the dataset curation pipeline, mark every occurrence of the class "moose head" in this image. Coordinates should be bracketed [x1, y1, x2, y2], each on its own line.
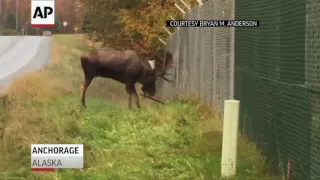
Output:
[139, 49, 173, 98]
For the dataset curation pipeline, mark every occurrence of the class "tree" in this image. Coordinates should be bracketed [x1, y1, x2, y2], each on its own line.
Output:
[52, 18, 62, 33]
[118, 0, 196, 55]
[79, 0, 136, 48]
[79, 0, 195, 55]
[5, 12, 16, 29]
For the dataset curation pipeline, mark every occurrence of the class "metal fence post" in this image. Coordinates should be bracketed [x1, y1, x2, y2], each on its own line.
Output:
[196, 1, 203, 97]
[229, 0, 235, 99]
[199, 13, 204, 101]
[212, 0, 217, 107]
[173, 3, 187, 94]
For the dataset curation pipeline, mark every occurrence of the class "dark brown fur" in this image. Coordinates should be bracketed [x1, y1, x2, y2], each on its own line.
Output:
[80, 48, 173, 109]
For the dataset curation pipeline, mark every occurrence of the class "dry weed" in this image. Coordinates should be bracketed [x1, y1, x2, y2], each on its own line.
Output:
[0, 35, 76, 161]
[6, 72, 59, 103]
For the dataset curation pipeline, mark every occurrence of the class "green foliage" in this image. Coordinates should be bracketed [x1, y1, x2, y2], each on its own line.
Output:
[53, 17, 63, 33]
[1, 95, 277, 179]
[81, 11, 91, 33]
[4, 12, 17, 30]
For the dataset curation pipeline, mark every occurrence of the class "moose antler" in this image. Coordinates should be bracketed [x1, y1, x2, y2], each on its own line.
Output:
[140, 93, 166, 105]
[155, 49, 173, 79]
[159, 72, 172, 82]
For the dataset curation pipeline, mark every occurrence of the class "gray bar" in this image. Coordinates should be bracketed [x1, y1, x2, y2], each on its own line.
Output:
[31, 156, 83, 168]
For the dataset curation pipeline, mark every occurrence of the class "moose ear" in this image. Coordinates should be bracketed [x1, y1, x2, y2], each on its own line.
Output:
[160, 75, 172, 82]
[140, 59, 152, 69]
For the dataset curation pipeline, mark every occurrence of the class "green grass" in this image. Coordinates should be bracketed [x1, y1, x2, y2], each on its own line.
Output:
[0, 35, 282, 180]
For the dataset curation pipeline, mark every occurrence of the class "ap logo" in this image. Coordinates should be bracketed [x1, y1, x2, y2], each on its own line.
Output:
[31, 0, 55, 28]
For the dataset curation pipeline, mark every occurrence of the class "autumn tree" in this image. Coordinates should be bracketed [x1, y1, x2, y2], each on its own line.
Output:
[79, 0, 141, 48]
[119, 0, 197, 55]
[80, 0, 196, 55]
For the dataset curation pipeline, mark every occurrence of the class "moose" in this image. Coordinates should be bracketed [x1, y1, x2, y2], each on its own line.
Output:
[80, 47, 173, 109]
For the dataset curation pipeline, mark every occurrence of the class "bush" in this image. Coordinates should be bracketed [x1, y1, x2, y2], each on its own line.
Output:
[1, 29, 22, 35]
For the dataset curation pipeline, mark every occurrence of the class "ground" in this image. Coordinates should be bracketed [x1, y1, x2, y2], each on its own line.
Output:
[0, 35, 281, 179]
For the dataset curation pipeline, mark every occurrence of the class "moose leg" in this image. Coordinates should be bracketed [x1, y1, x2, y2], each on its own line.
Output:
[133, 91, 140, 108]
[81, 77, 93, 107]
[125, 83, 133, 109]
[125, 82, 140, 109]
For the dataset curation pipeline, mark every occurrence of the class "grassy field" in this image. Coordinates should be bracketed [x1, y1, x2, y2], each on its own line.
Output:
[0, 35, 281, 179]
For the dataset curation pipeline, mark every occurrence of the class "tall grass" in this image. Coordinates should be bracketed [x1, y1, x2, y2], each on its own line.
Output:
[0, 35, 281, 179]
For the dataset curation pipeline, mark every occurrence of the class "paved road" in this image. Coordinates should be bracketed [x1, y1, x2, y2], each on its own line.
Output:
[0, 36, 52, 95]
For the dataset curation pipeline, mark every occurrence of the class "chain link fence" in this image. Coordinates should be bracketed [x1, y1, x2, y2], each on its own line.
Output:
[235, 0, 319, 179]
[158, 0, 320, 179]
[158, 0, 233, 112]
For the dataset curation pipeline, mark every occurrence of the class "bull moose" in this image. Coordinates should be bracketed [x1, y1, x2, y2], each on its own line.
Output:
[80, 48, 173, 109]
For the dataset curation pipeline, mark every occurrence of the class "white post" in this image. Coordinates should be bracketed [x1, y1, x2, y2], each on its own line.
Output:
[63, 21, 68, 33]
[221, 100, 240, 177]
